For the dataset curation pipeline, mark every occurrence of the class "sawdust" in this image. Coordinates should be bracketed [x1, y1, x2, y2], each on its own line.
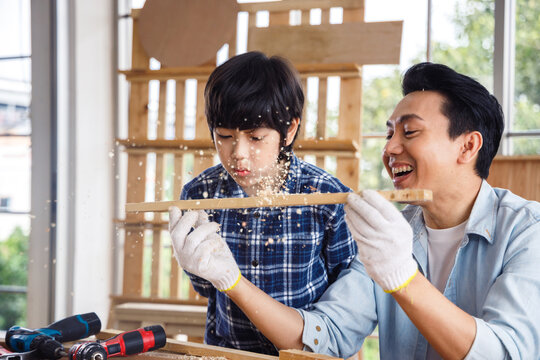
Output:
[174, 356, 227, 360]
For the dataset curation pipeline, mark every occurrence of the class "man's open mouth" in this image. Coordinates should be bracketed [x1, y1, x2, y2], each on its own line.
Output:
[392, 165, 413, 178]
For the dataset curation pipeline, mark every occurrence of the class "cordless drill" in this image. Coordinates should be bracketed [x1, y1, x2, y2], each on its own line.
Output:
[5, 313, 102, 359]
[68, 325, 166, 360]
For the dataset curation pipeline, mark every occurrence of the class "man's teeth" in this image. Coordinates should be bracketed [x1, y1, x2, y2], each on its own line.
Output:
[392, 165, 413, 176]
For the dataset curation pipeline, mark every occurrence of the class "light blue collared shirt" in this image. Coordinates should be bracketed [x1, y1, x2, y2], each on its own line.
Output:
[299, 181, 540, 359]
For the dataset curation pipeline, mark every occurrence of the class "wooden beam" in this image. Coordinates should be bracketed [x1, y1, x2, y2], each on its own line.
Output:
[237, 0, 363, 12]
[96, 330, 342, 360]
[248, 21, 402, 65]
[280, 349, 342, 360]
[116, 138, 360, 153]
[126, 189, 432, 213]
[119, 63, 362, 82]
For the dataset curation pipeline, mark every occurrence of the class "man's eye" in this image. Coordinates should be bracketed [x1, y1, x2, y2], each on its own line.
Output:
[216, 134, 232, 139]
[251, 136, 264, 141]
[404, 130, 418, 136]
[385, 133, 393, 140]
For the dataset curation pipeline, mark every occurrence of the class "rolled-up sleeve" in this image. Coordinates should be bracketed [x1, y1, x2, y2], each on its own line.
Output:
[296, 256, 378, 359]
[465, 219, 540, 359]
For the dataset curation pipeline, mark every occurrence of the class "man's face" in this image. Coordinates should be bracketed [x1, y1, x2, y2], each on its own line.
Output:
[214, 127, 284, 196]
[383, 91, 464, 193]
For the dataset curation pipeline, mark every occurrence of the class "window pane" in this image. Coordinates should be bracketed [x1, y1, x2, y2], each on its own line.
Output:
[0, 0, 31, 136]
[432, 0, 494, 91]
[0, 136, 31, 213]
[512, 0, 540, 155]
[0, 217, 29, 329]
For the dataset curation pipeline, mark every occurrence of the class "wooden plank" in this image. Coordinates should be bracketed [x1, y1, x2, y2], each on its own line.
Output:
[280, 349, 342, 360]
[117, 138, 359, 152]
[316, 77, 328, 168]
[151, 81, 168, 297]
[120, 63, 362, 82]
[137, 0, 238, 67]
[193, 80, 214, 178]
[126, 189, 432, 213]
[269, 10, 290, 26]
[98, 330, 277, 360]
[238, 0, 363, 12]
[123, 16, 150, 296]
[337, 77, 363, 190]
[487, 155, 540, 201]
[248, 21, 402, 65]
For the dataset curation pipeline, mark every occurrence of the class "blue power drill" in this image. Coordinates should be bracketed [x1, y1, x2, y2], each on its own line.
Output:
[5, 313, 102, 359]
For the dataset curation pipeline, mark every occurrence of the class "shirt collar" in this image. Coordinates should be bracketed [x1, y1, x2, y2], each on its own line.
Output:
[283, 153, 301, 194]
[465, 179, 497, 244]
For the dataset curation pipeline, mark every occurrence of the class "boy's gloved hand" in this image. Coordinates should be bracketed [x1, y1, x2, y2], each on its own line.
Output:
[169, 207, 241, 292]
[345, 190, 418, 293]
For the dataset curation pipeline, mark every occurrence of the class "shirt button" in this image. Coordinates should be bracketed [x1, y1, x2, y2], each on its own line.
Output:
[314, 339, 319, 345]
[253, 211, 260, 218]
[251, 260, 259, 267]
[316, 326, 321, 332]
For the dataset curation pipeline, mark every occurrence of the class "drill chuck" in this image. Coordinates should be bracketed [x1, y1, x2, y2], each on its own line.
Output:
[69, 342, 107, 360]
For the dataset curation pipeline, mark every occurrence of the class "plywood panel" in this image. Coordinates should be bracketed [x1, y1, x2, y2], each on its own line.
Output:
[487, 156, 540, 201]
[248, 21, 402, 65]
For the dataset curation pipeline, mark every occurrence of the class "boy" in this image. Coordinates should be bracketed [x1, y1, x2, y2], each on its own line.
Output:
[169, 51, 357, 355]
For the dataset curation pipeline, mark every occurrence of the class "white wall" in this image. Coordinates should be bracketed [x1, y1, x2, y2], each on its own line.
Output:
[29, 0, 115, 326]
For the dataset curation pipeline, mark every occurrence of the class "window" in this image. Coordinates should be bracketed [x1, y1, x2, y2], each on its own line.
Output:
[0, 0, 31, 330]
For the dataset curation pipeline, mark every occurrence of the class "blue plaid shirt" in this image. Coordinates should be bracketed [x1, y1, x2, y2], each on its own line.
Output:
[180, 154, 357, 355]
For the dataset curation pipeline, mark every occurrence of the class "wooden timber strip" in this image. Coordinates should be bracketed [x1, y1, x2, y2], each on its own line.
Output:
[125, 189, 433, 213]
[96, 330, 342, 359]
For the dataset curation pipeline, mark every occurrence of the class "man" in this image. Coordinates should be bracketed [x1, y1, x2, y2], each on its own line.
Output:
[169, 62, 540, 359]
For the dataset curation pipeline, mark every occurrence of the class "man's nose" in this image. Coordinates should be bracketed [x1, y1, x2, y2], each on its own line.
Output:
[383, 135, 403, 156]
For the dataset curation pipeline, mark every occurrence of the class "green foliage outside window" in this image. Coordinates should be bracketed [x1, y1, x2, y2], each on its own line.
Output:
[0, 226, 28, 329]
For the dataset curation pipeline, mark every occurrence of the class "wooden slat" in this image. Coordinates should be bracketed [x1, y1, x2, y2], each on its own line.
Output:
[316, 77, 328, 168]
[269, 10, 290, 26]
[280, 349, 342, 360]
[126, 189, 433, 213]
[336, 77, 363, 189]
[248, 21, 403, 65]
[238, 0, 363, 12]
[117, 138, 359, 152]
[171, 80, 186, 298]
[193, 80, 214, 178]
[123, 15, 151, 296]
[97, 330, 341, 360]
[120, 63, 362, 82]
[487, 155, 540, 201]
[151, 81, 168, 297]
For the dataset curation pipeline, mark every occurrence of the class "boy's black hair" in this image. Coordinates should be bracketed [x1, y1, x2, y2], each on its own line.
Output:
[402, 62, 504, 179]
[204, 51, 304, 160]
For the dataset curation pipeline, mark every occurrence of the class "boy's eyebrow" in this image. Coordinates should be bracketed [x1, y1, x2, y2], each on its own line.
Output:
[386, 113, 424, 127]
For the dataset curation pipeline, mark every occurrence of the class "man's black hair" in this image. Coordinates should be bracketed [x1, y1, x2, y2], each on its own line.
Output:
[204, 51, 304, 160]
[402, 62, 504, 179]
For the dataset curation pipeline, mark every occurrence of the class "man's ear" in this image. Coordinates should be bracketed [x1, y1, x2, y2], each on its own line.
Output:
[285, 118, 300, 146]
[458, 131, 483, 164]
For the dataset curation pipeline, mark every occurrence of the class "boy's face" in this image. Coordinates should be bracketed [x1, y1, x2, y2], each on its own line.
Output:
[383, 91, 466, 196]
[213, 126, 286, 196]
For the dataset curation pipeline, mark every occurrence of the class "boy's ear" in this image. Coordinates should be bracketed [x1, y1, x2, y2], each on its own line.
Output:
[285, 118, 300, 146]
[457, 131, 483, 165]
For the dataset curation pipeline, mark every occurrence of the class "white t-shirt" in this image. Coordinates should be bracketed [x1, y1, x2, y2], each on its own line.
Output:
[426, 220, 467, 293]
[426, 220, 467, 360]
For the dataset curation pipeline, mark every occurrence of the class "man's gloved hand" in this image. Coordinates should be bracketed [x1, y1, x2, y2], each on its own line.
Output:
[169, 207, 241, 292]
[345, 190, 418, 293]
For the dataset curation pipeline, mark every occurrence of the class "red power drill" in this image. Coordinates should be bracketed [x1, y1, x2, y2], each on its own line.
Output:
[68, 325, 166, 360]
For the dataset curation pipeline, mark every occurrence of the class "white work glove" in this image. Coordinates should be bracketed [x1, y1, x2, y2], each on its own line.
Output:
[345, 190, 418, 293]
[169, 207, 241, 292]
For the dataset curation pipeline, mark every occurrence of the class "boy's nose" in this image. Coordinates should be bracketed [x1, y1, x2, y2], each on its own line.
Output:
[232, 138, 250, 160]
